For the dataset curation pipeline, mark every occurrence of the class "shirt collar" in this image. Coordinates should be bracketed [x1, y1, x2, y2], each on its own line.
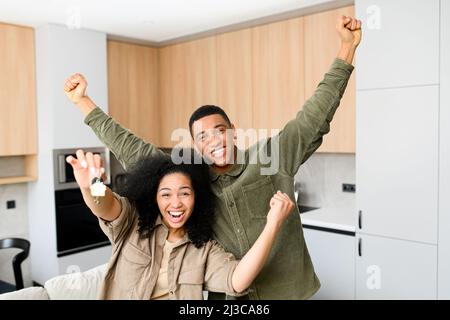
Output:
[153, 215, 192, 247]
[209, 148, 246, 182]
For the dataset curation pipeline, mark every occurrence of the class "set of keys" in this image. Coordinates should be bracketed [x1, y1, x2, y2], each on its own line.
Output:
[90, 177, 107, 204]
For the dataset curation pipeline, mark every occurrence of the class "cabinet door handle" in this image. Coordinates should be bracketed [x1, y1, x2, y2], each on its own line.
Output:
[358, 238, 362, 257]
[358, 210, 362, 229]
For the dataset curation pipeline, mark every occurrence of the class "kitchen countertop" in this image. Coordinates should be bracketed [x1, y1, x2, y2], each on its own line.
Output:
[299, 199, 356, 233]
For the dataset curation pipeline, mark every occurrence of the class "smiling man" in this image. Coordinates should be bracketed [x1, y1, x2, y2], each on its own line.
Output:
[64, 15, 361, 299]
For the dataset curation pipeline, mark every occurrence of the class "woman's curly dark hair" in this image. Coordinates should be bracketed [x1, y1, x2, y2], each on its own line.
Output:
[117, 150, 215, 248]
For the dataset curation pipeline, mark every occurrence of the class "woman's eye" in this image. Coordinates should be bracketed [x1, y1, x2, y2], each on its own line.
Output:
[161, 194, 170, 198]
[180, 192, 191, 197]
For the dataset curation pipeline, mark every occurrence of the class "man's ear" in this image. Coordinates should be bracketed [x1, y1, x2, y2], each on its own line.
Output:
[192, 141, 201, 154]
[231, 124, 237, 140]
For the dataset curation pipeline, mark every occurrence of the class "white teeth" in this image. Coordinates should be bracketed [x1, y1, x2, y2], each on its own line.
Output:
[169, 211, 183, 217]
[212, 147, 225, 157]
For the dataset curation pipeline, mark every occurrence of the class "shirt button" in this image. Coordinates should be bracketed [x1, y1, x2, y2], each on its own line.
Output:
[237, 229, 241, 233]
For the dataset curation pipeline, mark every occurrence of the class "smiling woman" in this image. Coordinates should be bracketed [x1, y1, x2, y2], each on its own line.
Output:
[117, 153, 215, 248]
[65, 150, 295, 299]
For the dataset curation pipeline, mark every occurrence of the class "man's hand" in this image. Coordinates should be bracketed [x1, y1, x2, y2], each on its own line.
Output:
[336, 16, 362, 65]
[337, 15, 362, 48]
[63, 73, 96, 116]
[64, 73, 88, 104]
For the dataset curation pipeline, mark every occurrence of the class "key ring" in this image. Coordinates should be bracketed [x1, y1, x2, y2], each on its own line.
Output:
[90, 176, 106, 204]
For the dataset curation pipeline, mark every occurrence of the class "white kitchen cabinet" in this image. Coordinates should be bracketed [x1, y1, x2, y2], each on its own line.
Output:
[356, 234, 437, 299]
[355, 0, 439, 89]
[356, 85, 438, 244]
[303, 227, 355, 300]
[438, 0, 450, 299]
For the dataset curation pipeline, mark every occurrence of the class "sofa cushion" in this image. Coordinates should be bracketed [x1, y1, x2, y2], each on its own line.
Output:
[44, 264, 107, 300]
[0, 286, 49, 300]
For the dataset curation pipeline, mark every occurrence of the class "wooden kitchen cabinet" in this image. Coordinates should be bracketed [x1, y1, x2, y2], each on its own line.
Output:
[107, 40, 160, 145]
[304, 5, 356, 153]
[0, 23, 37, 156]
[158, 37, 217, 147]
[216, 29, 253, 131]
[0, 23, 37, 184]
[356, 234, 437, 299]
[252, 17, 305, 134]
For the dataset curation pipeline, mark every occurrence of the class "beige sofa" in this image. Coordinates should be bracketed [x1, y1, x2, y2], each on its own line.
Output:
[0, 264, 107, 300]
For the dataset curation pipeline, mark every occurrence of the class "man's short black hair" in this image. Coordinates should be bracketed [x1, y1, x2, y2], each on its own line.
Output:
[188, 105, 232, 136]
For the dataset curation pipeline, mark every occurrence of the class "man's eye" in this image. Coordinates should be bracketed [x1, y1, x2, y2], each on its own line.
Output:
[218, 128, 226, 134]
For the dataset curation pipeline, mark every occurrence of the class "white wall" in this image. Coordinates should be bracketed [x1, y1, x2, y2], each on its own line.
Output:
[0, 184, 32, 287]
[29, 24, 110, 285]
[438, 0, 450, 299]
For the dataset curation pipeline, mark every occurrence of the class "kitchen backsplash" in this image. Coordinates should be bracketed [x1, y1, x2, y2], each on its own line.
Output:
[294, 153, 355, 208]
[0, 183, 32, 287]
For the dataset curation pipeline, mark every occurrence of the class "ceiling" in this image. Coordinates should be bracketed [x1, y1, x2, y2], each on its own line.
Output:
[0, 0, 351, 44]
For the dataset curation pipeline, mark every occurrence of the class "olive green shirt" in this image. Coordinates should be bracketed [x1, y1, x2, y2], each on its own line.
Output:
[86, 58, 354, 300]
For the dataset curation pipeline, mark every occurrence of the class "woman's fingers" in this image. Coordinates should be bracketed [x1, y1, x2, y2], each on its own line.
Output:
[65, 155, 81, 170]
[76, 149, 87, 168]
[85, 152, 97, 177]
[93, 154, 104, 179]
[93, 153, 101, 169]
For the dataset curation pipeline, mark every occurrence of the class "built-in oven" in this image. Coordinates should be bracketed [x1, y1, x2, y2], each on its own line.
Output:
[53, 147, 111, 257]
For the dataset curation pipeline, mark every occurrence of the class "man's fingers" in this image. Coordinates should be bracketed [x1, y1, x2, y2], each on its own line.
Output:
[356, 20, 362, 29]
[64, 73, 85, 91]
[350, 18, 357, 30]
[64, 79, 77, 89]
[337, 15, 351, 29]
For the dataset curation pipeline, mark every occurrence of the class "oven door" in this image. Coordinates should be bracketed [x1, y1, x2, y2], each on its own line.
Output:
[55, 188, 110, 257]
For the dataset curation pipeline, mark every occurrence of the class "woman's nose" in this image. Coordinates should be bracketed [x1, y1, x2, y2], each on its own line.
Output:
[171, 197, 182, 208]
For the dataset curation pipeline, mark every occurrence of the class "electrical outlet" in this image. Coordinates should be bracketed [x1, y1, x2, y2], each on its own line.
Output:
[342, 183, 356, 193]
[6, 200, 16, 209]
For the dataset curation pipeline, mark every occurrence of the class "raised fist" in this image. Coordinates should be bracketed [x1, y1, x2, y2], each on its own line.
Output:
[336, 15, 362, 47]
[267, 191, 295, 227]
[63, 73, 88, 104]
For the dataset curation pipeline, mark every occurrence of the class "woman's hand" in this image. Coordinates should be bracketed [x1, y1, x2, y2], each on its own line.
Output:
[66, 149, 105, 190]
[231, 191, 295, 293]
[266, 191, 295, 229]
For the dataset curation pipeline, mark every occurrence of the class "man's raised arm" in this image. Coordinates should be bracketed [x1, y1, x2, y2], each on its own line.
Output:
[63, 73, 165, 170]
[277, 15, 361, 177]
